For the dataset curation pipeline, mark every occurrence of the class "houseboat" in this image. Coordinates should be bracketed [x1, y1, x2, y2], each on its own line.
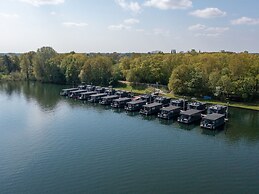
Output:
[158, 106, 181, 120]
[154, 96, 171, 107]
[200, 113, 225, 129]
[207, 105, 228, 116]
[177, 109, 203, 124]
[111, 97, 132, 108]
[171, 99, 188, 110]
[115, 90, 131, 98]
[78, 91, 97, 101]
[95, 86, 106, 93]
[124, 100, 146, 112]
[140, 94, 156, 103]
[99, 95, 119, 105]
[88, 93, 107, 103]
[187, 101, 207, 113]
[140, 102, 163, 116]
[86, 85, 95, 91]
[105, 88, 116, 95]
[60, 88, 78, 96]
[69, 89, 88, 99]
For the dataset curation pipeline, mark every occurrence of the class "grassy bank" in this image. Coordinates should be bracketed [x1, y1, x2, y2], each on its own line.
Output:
[115, 83, 259, 111]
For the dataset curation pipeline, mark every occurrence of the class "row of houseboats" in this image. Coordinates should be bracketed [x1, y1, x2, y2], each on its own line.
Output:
[60, 85, 229, 130]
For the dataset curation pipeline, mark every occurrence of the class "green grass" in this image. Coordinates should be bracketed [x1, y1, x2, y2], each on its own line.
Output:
[115, 83, 259, 111]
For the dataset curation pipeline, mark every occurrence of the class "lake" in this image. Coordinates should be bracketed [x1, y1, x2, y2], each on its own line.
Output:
[0, 82, 259, 194]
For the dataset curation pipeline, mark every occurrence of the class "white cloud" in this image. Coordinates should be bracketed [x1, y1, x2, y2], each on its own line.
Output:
[152, 28, 170, 36]
[115, 0, 141, 14]
[63, 22, 88, 27]
[20, 0, 64, 6]
[124, 18, 139, 25]
[0, 13, 19, 18]
[144, 0, 192, 10]
[189, 24, 229, 37]
[231, 17, 259, 25]
[136, 29, 144, 32]
[188, 24, 206, 31]
[190, 8, 226, 18]
[50, 11, 57, 15]
[108, 24, 132, 31]
[108, 18, 139, 31]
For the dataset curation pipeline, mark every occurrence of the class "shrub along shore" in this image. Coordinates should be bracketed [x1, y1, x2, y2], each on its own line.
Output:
[0, 46, 258, 110]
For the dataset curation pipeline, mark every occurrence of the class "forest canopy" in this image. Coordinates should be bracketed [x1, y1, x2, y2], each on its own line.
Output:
[0, 47, 258, 102]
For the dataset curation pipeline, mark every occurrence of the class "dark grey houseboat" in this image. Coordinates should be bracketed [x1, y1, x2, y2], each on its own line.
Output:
[99, 95, 119, 105]
[140, 94, 156, 103]
[140, 102, 163, 115]
[207, 105, 228, 116]
[200, 113, 225, 129]
[88, 93, 107, 103]
[177, 109, 203, 124]
[105, 88, 116, 95]
[187, 101, 207, 112]
[124, 100, 146, 112]
[158, 106, 181, 120]
[154, 96, 171, 107]
[95, 86, 106, 93]
[60, 88, 78, 96]
[115, 90, 131, 98]
[171, 99, 188, 110]
[111, 97, 132, 108]
[78, 91, 97, 101]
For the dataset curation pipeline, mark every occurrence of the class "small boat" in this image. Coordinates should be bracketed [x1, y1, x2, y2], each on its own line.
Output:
[200, 113, 225, 129]
[177, 109, 203, 124]
[111, 97, 132, 108]
[99, 95, 119, 105]
[171, 99, 188, 110]
[78, 91, 97, 101]
[140, 102, 163, 115]
[60, 88, 78, 96]
[158, 106, 181, 120]
[88, 93, 108, 103]
[124, 99, 146, 112]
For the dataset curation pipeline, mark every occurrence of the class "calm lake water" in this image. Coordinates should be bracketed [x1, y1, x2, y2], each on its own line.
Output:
[0, 82, 259, 194]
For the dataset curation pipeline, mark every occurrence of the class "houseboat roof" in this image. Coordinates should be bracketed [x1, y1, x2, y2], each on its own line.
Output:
[113, 97, 131, 102]
[161, 105, 181, 112]
[188, 101, 206, 106]
[127, 100, 146, 105]
[203, 113, 225, 121]
[143, 102, 162, 108]
[62, 88, 78, 91]
[81, 91, 97, 95]
[209, 105, 227, 110]
[91, 93, 107, 97]
[171, 98, 187, 103]
[71, 89, 87, 93]
[101, 95, 118, 99]
[180, 109, 203, 115]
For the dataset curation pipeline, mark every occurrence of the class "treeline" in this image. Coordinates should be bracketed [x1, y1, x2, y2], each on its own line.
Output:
[0, 47, 258, 102]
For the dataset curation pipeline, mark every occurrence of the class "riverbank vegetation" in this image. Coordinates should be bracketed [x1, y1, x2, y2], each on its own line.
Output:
[0, 47, 258, 106]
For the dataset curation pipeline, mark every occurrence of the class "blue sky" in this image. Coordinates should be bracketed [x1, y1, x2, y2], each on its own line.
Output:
[1, 0, 259, 53]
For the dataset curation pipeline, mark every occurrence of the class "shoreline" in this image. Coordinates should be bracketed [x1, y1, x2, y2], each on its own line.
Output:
[115, 85, 259, 111]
